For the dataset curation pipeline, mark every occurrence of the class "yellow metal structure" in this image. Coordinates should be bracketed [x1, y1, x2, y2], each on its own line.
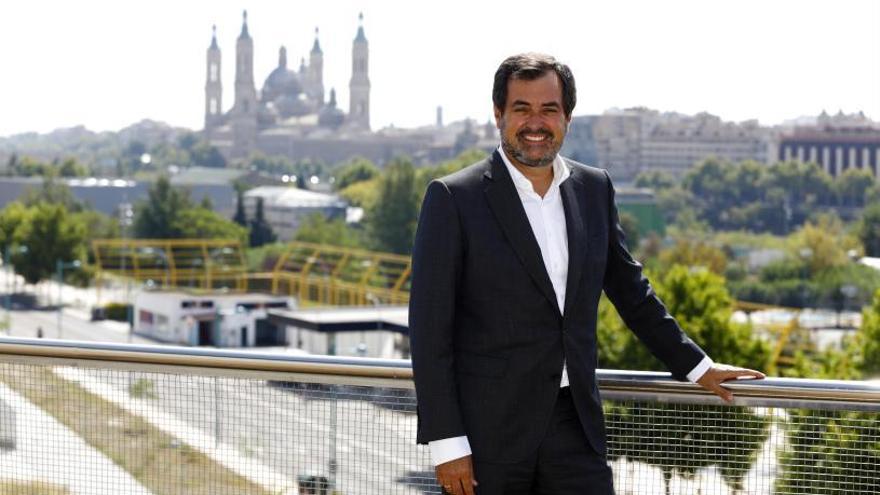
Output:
[269, 241, 411, 306]
[92, 239, 248, 292]
[92, 240, 410, 307]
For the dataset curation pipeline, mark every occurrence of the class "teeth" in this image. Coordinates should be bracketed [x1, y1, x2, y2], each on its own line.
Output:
[523, 135, 547, 142]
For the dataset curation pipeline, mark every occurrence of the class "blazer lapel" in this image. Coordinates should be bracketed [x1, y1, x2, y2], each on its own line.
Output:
[560, 169, 588, 319]
[483, 152, 560, 317]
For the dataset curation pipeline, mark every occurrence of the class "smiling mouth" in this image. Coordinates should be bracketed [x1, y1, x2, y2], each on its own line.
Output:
[519, 131, 552, 143]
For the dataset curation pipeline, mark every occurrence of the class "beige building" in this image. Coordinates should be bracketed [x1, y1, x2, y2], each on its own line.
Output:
[564, 108, 772, 180]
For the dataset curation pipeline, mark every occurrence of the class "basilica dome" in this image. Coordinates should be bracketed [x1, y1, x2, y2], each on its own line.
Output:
[261, 47, 305, 105]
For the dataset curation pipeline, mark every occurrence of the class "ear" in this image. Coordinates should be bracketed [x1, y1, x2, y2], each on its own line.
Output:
[493, 106, 503, 129]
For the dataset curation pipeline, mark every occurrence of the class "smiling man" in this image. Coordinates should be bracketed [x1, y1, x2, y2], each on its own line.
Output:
[409, 53, 764, 495]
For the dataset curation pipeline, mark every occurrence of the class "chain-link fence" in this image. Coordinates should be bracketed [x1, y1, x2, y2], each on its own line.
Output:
[0, 339, 877, 494]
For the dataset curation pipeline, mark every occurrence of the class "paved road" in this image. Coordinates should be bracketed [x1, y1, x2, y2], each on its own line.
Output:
[5, 308, 155, 344]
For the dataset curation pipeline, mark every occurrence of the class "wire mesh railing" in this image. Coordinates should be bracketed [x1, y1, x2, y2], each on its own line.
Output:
[0, 338, 877, 494]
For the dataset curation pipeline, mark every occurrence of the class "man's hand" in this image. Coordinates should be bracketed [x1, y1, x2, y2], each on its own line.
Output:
[696, 363, 765, 403]
[436, 455, 478, 495]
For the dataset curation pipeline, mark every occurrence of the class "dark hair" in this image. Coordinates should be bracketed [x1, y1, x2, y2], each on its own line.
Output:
[492, 53, 576, 117]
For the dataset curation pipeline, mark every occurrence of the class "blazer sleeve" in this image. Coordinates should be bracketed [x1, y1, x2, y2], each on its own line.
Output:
[600, 170, 708, 380]
[409, 180, 466, 444]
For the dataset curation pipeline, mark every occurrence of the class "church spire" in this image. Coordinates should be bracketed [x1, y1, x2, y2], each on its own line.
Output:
[205, 24, 223, 133]
[311, 27, 322, 54]
[239, 10, 250, 39]
[349, 12, 370, 130]
[354, 12, 367, 42]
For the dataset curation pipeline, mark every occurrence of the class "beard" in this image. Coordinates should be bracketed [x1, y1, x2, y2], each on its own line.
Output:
[500, 122, 567, 168]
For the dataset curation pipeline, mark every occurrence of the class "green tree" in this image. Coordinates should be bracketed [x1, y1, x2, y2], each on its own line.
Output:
[854, 288, 880, 377]
[834, 168, 875, 207]
[176, 208, 247, 244]
[132, 176, 193, 238]
[57, 157, 88, 177]
[333, 157, 379, 190]
[0, 202, 29, 253]
[368, 157, 420, 254]
[10, 203, 87, 284]
[21, 173, 84, 212]
[199, 195, 214, 211]
[658, 239, 728, 275]
[232, 189, 248, 227]
[294, 213, 364, 248]
[190, 141, 226, 168]
[248, 197, 276, 248]
[634, 170, 675, 190]
[857, 202, 880, 256]
[599, 265, 770, 495]
[11, 156, 52, 177]
[338, 178, 380, 208]
[774, 302, 880, 494]
[789, 214, 858, 275]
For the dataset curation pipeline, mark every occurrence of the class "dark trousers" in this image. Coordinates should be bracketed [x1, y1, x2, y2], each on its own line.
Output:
[472, 387, 615, 495]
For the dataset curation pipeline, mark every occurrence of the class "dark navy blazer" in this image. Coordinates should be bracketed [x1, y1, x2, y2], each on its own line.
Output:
[409, 150, 707, 463]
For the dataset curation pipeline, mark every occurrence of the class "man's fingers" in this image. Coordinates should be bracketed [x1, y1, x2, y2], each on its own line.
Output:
[708, 381, 734, 403]
[436, 455, 475, 495]
[461, 477, 477, 495]
[721, 368, 765, 381]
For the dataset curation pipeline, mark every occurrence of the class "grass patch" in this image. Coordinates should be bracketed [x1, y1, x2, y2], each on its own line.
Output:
[0, 480, 70, 494]
[0, 365, 271, 495]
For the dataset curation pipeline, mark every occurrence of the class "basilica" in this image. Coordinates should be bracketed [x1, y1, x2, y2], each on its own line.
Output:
[203, 11, 373, 163]
[202, 11, 498, 166]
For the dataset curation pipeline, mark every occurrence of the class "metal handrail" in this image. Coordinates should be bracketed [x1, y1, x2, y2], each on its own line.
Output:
[0, 337, 878, 408]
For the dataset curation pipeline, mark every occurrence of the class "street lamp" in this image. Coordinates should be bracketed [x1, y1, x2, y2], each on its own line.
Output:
[3, 245, 28, 334]
[838, 284, 859, 328]
[118, 201, 134, 342]
[56, 259, 82, 339]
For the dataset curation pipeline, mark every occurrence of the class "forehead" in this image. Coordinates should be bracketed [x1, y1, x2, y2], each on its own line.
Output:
[506, 72, 563, 106]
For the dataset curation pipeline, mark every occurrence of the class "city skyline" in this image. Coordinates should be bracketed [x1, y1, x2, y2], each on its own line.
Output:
[2, 0, 879, 137]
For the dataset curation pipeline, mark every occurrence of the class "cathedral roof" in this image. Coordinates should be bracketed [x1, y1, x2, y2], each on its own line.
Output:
[262, 46, 304, 103]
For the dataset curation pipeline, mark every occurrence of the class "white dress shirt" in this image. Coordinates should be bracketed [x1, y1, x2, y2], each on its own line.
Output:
[429, 148, 713, 466]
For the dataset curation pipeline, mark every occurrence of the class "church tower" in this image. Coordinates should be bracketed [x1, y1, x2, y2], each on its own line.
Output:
[348, 13, 371, 131]
[308, 27, 325, 106]
[204, 25, 223, 134]
[231, 10, 258, 158]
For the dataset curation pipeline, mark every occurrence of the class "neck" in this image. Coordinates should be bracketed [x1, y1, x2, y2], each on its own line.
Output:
[510, 158, 554, 198]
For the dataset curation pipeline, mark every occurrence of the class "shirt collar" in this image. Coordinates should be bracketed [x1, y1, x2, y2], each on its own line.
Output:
[498, 145, 570, 195]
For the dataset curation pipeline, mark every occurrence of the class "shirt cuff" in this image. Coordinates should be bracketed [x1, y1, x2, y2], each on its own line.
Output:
[429, 436, 472, 466]
[686, 356, 714, 383]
